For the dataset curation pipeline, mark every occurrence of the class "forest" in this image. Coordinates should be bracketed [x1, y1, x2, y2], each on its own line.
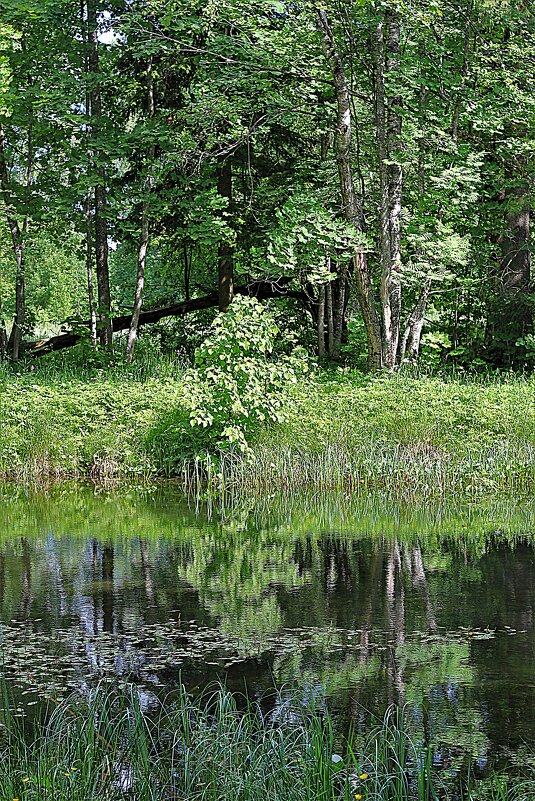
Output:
[0, 4, 534, 797]
[0, 0, 532, 372]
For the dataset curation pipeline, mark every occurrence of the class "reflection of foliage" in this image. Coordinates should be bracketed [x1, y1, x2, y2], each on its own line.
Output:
[0, 483, 534, 767]
[178, 534, 305, 636]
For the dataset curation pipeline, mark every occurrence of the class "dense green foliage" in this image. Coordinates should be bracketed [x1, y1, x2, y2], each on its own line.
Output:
[186, 295, 308, 453]
[0, 0, 532, 369]
[0, 355, 532, 491]
[0, 683, 533, 801]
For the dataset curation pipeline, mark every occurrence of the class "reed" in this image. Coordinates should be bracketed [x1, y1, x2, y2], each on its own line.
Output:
[0, 357, 533, 493]
[0, 683, 532, 800]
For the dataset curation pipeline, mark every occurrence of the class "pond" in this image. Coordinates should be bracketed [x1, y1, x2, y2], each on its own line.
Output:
[0, 483, 534, 769]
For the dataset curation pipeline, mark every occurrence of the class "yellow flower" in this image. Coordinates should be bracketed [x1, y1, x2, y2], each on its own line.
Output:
[354, 795, 362, 800]
[22, 777, 30, 782]
[64, 772, 71, 777]
[360, 773, 368, 779]
[13, 797, 19, 800]
[71, 767, 78, 771]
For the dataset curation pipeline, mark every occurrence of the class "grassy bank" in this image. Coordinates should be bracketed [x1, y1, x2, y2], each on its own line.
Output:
[0, 359, 533, 492]
[0, 683, 532, 801]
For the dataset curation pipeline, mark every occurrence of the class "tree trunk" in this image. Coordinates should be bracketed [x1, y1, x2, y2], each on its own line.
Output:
[126, 57, 156, 363]
[217, 157, 234, 312]
[386, 8, 403, 365]
[492, 178, 532, 358]
[326, 280, 334, 356]
[399, 275, 431, 364]
[25, 278, 310, 356]
[0, 122, 31, 362]
[317, 284, 326, 357]
[376, 12, 403, 369]
[87, 0, 112, 349]
[375, 20, 392, 364]
[81, 0, 97, 348]
[332, 270, 346, 359]
[315, 8, 383, 371]
[183, 241, 191, 301]
[84, 191, 98, 348]
[0, 299, 7, 360]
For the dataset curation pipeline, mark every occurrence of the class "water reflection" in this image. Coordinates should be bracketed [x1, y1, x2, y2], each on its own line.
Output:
[0, 483, 533, 766]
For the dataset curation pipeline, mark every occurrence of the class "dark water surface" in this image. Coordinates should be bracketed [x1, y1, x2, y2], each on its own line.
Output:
[1, 483, 534, 765]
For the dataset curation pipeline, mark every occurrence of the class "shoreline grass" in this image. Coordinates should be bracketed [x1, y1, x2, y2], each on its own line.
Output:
[0, 683, 533, 800]
[0, 360, 533, 492]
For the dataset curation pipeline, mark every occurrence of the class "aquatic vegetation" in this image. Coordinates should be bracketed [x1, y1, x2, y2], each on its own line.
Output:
[0, 684, 532, 801]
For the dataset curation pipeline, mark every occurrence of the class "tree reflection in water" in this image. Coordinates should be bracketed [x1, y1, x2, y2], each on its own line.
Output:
[0, 483, 533, 768]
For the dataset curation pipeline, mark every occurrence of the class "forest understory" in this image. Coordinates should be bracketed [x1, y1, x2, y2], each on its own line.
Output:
[1, 354, 533, 494]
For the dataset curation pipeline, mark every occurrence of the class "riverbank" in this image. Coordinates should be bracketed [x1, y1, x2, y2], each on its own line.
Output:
[0, 363, 533, 492]
[2, 683, 531, 801]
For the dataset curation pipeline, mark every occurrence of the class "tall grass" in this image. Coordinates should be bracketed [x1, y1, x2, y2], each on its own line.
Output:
[0, 357, 533, 492]
[0, 684, 532, 800]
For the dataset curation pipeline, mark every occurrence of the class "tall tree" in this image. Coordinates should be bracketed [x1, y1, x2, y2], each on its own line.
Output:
[315, 7, 383, 371]
[126, 56, 156, 362]
[86, 0, 112, 349]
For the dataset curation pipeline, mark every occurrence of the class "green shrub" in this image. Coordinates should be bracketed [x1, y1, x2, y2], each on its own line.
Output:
[185, 296, 308, 453]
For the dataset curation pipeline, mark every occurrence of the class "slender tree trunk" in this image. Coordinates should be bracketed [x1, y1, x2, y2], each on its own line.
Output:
[386, 9, 403, 363]
[315, 8, 383, 371]
[317, 284, 326, 357]
[0, 122, 31, 362]
[376, 21, 392, 363]
[0, 302, 6, 359]
[376, 11, 403, 369]
[399, 275, 431, 363]
[126, 57, 156, 362]
[82, 0, 97, 348]
[325, 280, 334, 356]
[217, 158, 234, 312]
[87, 0, 112, 349]
[84, 191, 98, 348]
[493, 178, 532, 357]
[183, 241, 191, 301]
[332, 271, 346, 359]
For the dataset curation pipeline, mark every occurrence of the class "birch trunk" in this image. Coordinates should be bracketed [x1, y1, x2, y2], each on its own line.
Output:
[87, 0, 112, 350]
[399, 275, 431, 363]
[126, 57, 156, 362]
[386, 8, 403, 365]
[326, 281, 334, 356]
[0, 122, 31, 362]
[332, 271, 346, 359]
[376, 11, 403, 369]
[84, 191, 98, 348]
[315, 8, 383, 371]
[81, 0, 97, 348]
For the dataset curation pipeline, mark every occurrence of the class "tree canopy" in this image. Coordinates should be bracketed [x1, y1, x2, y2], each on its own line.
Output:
[0, 0, 533, 369]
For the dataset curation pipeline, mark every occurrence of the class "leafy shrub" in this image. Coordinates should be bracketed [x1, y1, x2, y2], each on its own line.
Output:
[185, 296, 308, 453]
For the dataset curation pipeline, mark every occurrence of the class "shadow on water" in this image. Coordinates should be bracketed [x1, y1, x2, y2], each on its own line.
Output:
[0, 481, 534, 771]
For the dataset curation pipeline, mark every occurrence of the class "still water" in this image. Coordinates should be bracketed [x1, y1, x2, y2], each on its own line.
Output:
[0, 483, 534, 765]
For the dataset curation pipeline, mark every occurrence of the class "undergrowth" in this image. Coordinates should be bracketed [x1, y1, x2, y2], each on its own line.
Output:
[0, 353, 533, 493]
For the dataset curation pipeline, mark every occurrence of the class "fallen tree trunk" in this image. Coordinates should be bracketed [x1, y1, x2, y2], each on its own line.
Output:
[24, 279, 308, 357]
